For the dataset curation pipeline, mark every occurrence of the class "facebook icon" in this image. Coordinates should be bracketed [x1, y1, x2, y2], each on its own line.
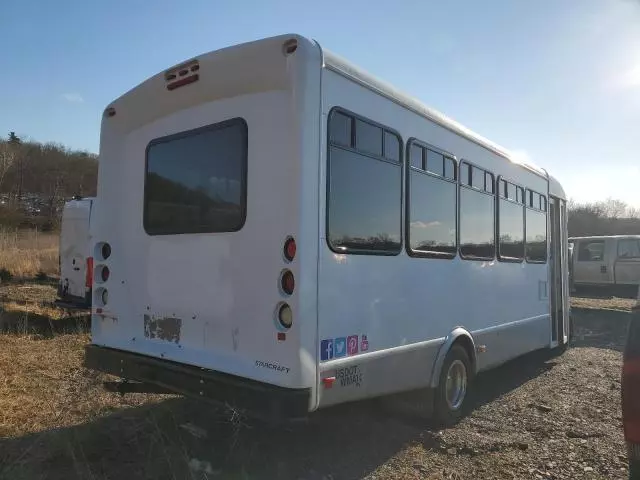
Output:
[320, 339, 334, 361]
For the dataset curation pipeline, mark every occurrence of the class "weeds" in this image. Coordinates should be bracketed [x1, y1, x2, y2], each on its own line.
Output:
[0, 228, 58, 279]
[0, 268, 12, 282]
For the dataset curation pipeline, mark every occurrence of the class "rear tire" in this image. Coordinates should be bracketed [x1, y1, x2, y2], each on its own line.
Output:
[433, 345, 471, 427]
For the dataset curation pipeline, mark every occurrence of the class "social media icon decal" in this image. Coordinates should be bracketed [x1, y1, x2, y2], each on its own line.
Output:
[320, 339, 334, 361]
[334, 337, 347, 358]
[347, 335, 359, 356]
[361, 334, 369, 352]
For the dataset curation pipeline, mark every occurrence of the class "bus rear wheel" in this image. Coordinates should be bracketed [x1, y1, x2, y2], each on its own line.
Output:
[433, 345, 471, 426]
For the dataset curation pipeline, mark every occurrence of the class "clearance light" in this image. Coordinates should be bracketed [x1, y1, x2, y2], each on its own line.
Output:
[167, 74, 199, 91]
[322, 377, 336, 389]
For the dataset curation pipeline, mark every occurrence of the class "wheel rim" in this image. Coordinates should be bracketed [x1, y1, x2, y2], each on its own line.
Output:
[445, 359, 467, 411]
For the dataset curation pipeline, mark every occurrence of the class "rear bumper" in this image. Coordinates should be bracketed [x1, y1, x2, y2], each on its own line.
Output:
[84, 345, 311, 421]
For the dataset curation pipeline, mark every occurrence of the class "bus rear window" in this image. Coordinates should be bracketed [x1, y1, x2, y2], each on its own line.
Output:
[144, 118, 247, 235]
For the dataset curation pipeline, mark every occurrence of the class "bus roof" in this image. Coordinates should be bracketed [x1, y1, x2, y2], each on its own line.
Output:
[105, 33, 565, 198]
[321, 45, 550, 181]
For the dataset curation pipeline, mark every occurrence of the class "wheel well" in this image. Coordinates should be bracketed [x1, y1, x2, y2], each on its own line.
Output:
[452, 336, 476, 374]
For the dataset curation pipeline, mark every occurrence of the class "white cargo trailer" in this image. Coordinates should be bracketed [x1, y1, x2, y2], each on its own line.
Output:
[84, 34, 570, 424]
[57, 196, 95, 308]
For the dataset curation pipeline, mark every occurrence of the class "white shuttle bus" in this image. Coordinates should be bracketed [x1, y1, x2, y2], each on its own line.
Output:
[85, 34, 570, 424]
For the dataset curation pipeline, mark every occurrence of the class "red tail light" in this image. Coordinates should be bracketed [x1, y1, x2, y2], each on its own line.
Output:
[86, 257, 94, 289]
[281, 270, 295, 295]
[101, 266, 110, 283]
[284, 237, 296, 262]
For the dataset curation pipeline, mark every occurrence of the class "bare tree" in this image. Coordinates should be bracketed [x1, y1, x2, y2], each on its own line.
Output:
[0, 143, 16, 191]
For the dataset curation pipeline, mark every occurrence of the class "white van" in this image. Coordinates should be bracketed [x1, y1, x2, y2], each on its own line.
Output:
[84, 34, 569, 424]
[569, 235, 640, 297]
[57, 196, 95, 308]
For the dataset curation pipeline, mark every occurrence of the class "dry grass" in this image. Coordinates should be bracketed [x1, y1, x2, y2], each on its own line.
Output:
[0, 286, 634, 479]
[571, 295, 637, 312]
[0, 228, 58, 279]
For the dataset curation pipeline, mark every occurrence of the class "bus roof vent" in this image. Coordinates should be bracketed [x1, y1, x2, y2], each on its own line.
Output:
[165, 60, 200, 91]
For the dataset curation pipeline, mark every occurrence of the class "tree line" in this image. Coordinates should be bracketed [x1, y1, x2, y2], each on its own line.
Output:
[0, 132, 98, 229]
[0, 131, 638, 237]
[568, 198, 640, 237]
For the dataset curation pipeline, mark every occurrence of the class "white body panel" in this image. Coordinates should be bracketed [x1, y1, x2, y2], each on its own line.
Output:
[59, 197, 94, 303]
[316, 68, 551, 407]
[91, 34, 568, 414]
[93, 36, 321, 406]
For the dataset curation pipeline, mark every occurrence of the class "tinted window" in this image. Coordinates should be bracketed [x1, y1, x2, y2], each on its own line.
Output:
[426, 149, 444, 175]
[525, 209, 547, 262]
[408, 171, 457, 256]
[384, 131, 400, 161]
[577, 240, 604, 261]
[327, 112, 402, 254]
[459, 187, 495, 259]
[472, 166, 484, 190]
[484, 172, 495, 193]
[329, 112, 352, 147]
[444, 157, 456, 180]
[410, 144, 423, 169]
[355, 119, 382, 156]
[500, 179, 508, 198]
[144, 118, 247, 235]
[460, 163, 471, 186]
[618, 239, 640, 259]
[498, 199, 524, 260]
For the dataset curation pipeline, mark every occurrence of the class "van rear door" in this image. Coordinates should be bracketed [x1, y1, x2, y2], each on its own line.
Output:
[59, 199, 93, 305]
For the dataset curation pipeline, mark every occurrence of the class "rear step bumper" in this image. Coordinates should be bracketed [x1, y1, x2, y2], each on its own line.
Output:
[84, 345, 311, 422]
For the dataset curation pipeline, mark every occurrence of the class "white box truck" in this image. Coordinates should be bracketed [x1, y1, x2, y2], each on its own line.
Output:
[57, 196, 95, 308]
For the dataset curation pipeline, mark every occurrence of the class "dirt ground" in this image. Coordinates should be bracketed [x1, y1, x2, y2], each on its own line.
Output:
[0, 285, 633, 479]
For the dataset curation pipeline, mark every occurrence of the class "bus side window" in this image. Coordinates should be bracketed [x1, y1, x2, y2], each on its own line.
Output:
[525, 189, 547, 263]
[326, 109, 403, 255]
[497, 179, 525, 262]
[406, 141, 457, 259]
[459, 162, 495, 260]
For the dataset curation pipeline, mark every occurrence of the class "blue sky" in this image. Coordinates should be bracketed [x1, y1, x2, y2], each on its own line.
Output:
[1, 0, 639, 206]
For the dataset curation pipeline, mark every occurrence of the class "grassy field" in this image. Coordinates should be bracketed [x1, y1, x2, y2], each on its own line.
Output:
[0, 228, 58, 279]
[0, 236, 634, 479]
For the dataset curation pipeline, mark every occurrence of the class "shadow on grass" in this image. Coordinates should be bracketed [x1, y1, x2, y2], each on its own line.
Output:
[0, 306, 89, 337]
[0, 305, 627, 479]
[0, 345, 568, 480]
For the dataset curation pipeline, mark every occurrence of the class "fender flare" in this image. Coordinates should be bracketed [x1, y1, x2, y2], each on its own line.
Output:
[429, 327, 477, 389]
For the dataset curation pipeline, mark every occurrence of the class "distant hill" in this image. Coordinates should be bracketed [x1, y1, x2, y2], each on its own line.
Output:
[0, 132, 97, 230]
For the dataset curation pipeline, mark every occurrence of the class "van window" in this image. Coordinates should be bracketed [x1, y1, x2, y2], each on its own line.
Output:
[618, 239, 640, 259]
[144, 118, 248, 235]
[577, 240, 605, 261]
